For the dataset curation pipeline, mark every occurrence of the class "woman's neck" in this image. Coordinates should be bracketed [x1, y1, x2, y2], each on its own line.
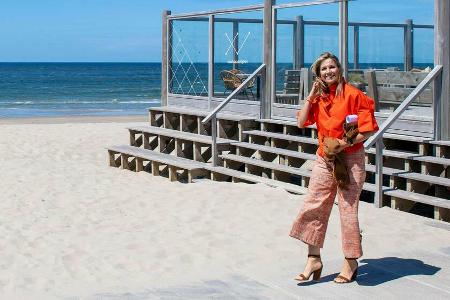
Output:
[328, 82, 338, 95]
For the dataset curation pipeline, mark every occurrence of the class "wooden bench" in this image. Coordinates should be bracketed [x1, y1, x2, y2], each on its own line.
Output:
[127, 125, 232, 163]
[107, 145, 207, 183]
[365, 70, 432, 109]
[275, 68, 310, 105]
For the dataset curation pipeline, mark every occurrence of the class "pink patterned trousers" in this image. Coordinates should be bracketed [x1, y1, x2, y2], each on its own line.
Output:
[290, 148, 366, 259]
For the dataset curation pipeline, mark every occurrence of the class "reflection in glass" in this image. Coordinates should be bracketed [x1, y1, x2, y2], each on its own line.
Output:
[214, 13, 263, 101]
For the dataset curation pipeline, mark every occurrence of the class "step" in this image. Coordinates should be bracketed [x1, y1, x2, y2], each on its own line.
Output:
[127, 125, 232, 145]
[204, 165, 309, 194]
[231, 142, 449, 187]
[362, 182, 391, 193]
[219, 153, 311, 177]
[243, 130, 318, 145]
[382, 133, 432, 143]
[107, 145, 206, 170]
[220, 153, 392, 194]
[245, 131, 449, 166]
[230, 141, 317, 161]
[375, 109, 433, 122]
[428, 140, 450, 147]
[365, 148, 450, 166]
[257, 118, 435, 143]
[256, 118, 317, 129]
[365, 164, 450, 187]
[149, 106, 254, 122]
[384, 189, 450, 209]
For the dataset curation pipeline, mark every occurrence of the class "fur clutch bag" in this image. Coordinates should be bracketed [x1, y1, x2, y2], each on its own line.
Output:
[323, 115, 359, 189]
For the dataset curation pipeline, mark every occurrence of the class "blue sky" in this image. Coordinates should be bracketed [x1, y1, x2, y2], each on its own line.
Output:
[0, 0, 434, 62]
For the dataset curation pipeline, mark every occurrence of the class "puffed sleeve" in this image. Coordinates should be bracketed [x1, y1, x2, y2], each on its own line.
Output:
[297, 103, 317, 127]
[357, 94, 379, 133]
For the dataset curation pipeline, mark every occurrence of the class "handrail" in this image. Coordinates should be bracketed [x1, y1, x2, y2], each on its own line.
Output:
[364, 65, 443, 149]
[168, 4, 264, 19]
[201, 63, 266, 167]
[362, 64, 442, 208]
[202, 64, 266, 124]
[274, 0, 343, 10]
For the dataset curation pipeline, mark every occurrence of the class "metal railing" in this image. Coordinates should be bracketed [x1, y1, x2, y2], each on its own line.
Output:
[202, 63, 266, 166]
[363, 65, 443, 208]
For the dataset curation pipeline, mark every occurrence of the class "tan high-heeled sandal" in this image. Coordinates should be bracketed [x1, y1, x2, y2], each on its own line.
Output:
[295, 254, 323, 282]
[334, 258, 358, 284]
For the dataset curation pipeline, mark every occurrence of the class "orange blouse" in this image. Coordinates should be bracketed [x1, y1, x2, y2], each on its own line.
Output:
[300, 82, 379, 157]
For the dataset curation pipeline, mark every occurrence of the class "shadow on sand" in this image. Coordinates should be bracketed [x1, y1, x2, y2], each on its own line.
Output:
[298, 257, 441, 286]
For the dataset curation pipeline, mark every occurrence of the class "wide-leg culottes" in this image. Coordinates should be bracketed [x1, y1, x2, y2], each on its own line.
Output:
[290, 148, 366, 259]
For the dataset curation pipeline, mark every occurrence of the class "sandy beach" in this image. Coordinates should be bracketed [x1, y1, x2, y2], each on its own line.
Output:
[1, 116, 450, 300]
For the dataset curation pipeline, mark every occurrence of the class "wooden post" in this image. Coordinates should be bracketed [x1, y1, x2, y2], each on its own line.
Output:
[365, 70, 379, 110]
[161, 10, 171, 106]
[295, 15, 304, 69]
[233, 21, 239, 70]
[209, 15, 215, 109]
[404, 19, 413, 71]
[339, 0, 348, 79]
[263, 0, 275, 119]
[374, 140, 384, 208]
[353, 25, 359, 70]
[434, 0, 450, 140]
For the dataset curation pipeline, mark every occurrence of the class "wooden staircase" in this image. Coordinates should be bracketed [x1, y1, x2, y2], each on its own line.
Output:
[107, 106, 450, 222]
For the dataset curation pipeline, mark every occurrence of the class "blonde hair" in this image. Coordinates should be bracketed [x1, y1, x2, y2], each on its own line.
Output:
[311, 52, 345, 96]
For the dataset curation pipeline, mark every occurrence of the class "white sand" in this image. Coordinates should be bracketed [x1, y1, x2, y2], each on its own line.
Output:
[0, 118, 449, 299]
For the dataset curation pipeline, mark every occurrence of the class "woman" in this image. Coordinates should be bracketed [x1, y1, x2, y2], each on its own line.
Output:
[290, 52, 378, 283]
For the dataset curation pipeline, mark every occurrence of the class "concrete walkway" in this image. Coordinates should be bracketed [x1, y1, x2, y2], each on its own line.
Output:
[82, 203, 450, 300]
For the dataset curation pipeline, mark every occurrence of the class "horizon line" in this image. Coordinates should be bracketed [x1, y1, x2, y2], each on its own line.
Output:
[0, 61, 434, 64]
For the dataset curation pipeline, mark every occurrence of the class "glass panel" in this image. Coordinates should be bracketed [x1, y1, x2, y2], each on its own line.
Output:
[169, 18, 209, 96]
[349, 0, 433, 71]
[358, 27, 404, 70]
[214, 11, 263, 101]
[274, 3, 339, 105]
[349, 0, 434, 111]
[304, 25, 339, 65]
[413, 28, 433, 69]
[276, 24, 294, 95]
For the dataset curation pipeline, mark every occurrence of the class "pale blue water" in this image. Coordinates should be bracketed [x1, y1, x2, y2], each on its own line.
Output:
[0, 63, 162, 118]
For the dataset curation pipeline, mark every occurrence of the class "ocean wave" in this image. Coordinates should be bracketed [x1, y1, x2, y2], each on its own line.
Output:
[0, 99, 161, 105]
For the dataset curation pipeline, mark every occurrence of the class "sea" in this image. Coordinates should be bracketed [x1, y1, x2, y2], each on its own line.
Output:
[0, 62, 433, 119]
[0, 63, 162, 118]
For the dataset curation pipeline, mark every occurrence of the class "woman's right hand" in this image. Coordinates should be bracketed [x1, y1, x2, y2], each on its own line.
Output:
[307, 81, 320, 103]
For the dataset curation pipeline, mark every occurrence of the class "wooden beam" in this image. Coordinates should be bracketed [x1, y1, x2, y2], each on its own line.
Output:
[339, 0, 349, 79]
[161, 10, 171, 106]
[434, 0, 450, 140]
[404, 19, 413, 71]
[208, 15, 215, 110]
[296, 15, 304, 68]
[233, 21, 239, 70]
[353, 25, 359, 69]
[365, 70, 379, 110]
[264, 0, 275, 119]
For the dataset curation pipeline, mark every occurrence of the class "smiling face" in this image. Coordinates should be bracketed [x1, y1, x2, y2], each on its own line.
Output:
[319, 58, 340, 86]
